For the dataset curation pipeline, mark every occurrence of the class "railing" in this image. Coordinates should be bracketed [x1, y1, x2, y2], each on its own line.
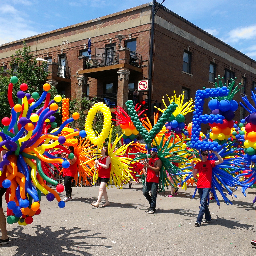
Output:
[47, 63, 71, 79]
[82, 50, 142, 69]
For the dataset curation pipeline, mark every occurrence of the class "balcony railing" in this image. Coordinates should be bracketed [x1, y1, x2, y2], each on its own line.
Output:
[82, 50, 142, 69]
[47, 63, 71, 79]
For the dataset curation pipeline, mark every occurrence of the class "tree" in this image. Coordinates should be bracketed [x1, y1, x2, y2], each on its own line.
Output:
[0, 42, 58, 122]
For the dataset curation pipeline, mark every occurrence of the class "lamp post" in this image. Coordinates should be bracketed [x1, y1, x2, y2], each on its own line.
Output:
[148, 0, 156, 117]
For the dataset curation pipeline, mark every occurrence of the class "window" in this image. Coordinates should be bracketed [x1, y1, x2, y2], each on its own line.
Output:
[125, 39, 136, 52]
[209, 63, 216, 82]
[58, 54, 66, 78]
[252, 81, 256, 91]
[105, 44, 116, 66]
[224, 69, 235, 86]
[183, 51, 191, 73]
[79, 49, 90, 58]
[241, 77, 246, 96]
[44, 57, 52, 72]
[182, 87, 190, 103]
[105, 83, 114, 94]
[128, 83, 135, 91]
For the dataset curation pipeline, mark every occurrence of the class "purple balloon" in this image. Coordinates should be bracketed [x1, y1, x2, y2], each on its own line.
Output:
[49, 116, 56, 122]
[25, 93, 31, 99]
[249, 112, 256, 125]
[19, 117, 29, 126]
[58, 136, 66, 144]
[17, 91, 25, 99]
[222, 110, 235, 121]
[212, 109, 220, 115]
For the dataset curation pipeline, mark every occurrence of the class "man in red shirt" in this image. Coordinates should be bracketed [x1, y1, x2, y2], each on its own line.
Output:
[142, 148, 162, 214]
[192, 150, 223, 227]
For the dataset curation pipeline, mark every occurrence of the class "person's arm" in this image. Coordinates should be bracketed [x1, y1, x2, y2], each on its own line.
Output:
[69, 155, 77, 165]
[191, 161, 198, 178]
[96, 156, 111, 169]
[145, 159, 162, 173]
[213, 151, 223, 166]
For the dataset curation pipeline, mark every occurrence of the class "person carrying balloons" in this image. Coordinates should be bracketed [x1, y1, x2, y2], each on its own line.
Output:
[62, 146, 78, 202]
[92, 145, 111, 208]
[191, 150, 223, 227]
[142, 148, 162, 214]
[0, 150, 9, 245]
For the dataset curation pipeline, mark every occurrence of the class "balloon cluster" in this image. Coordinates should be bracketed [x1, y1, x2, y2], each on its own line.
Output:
[113, 106, 140, 144]
[125, 100, 178, 146]
[62, 98, 70, 126]
[191, 87, 229, 150]
[165, 114, 185, 134]
[0, 76, 83, 225]
[209, 98, 237, 142]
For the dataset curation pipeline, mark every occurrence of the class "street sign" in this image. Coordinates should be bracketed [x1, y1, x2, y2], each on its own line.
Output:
[138, 80, 148, 91]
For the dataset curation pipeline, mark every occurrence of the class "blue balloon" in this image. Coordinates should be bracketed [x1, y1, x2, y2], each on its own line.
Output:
[208, 99, 219, 111]
[171, 120, 178, 128]
[19, 199, 29, 208]
[219, 100, 231, 112]
[79, 130, 87, 138]
[58, 201, 65, 208]
[7, 201, 17, 210]
[2, 179, 11, 188]
[62, 160, 70, 169]
[230, 100, 238, 111]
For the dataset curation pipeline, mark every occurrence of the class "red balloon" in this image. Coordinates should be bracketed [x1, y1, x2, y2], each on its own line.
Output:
[20, 83, 28, 91]
[25, 216, 33, 224]
[35, 209, 41, 215]
[245, 123, 256, 133]
[218, 119, 229, 129]
[2, 117, 11, 126]
[227, 120, 234, 128]
[56, 184, 64, 193]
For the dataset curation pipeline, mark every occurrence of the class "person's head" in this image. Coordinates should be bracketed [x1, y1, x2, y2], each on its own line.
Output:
[69, 146, 75, 154]
[150, 147, 158, 158]
[201, 150, 209, 161]
[101, 145, 108, 156]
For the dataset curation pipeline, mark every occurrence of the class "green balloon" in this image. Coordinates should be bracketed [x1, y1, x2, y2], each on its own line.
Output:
[245, 147, 255, 155]
[232, 131, 237, 136]
[68, 153, 74, 159]
[176, 114, 185, 123]
[168, 114, 175, 122]
[239, 131, 245, 135]
[32, 92, 40, 100]
[10, 76, 18, 84]
[239, 123, 244, 128]
[51, 122, 58, 128]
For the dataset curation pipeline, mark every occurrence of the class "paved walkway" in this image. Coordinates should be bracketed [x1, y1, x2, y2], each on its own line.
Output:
[1, 183, 256, 255]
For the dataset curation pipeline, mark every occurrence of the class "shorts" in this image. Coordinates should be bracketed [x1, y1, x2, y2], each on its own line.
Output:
[0, 187, 7, 208]
[98, 177, 110, 183]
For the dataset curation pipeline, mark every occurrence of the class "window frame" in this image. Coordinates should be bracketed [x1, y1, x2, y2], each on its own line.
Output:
[209, 63, 216, 83]
[182, 51, 192, 74]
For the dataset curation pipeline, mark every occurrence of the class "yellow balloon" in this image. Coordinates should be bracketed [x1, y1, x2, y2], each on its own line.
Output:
[54, 95, 62, 102]
[210, 132, 218, 140]
[124, 129, 132, 136]
[30, 114, 39, 122]
[218, 133, 225, 140]
[244, 140, 250, 148]
[85, 102, 112, 146]
[253, 142, 256, 150]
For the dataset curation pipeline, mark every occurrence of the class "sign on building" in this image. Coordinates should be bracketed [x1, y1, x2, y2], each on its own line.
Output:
[138, 80, 148, 91]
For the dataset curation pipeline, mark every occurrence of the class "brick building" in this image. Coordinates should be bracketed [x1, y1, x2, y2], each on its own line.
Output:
[1, 2, 256, 119]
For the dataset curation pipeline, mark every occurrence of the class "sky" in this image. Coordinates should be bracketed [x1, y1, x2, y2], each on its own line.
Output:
[1, 0, 256, 60]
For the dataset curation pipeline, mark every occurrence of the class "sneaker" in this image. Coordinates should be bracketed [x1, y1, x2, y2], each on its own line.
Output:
[147, 209, 155, 214]
[68, 197, 72, 201]
[63, 197, 69, 202]
[203, 219, 211, 223]
[195, 222, 200, 227]
[251, 240, 256, 246]
[0, 238, 9, 245]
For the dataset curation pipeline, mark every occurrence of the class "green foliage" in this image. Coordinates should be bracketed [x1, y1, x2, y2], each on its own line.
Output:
[0, 42, 58, 122]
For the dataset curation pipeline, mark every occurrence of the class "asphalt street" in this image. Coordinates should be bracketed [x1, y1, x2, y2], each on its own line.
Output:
[0, 183, 256, 256]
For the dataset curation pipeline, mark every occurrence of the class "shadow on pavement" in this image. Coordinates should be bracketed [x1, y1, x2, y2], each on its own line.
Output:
[6, 225, 110, 255]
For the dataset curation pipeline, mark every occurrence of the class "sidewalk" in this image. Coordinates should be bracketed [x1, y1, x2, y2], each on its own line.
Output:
[1, 183, 256, 255]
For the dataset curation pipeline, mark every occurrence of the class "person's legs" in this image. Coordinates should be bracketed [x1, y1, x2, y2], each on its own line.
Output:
[0, 208, 8, 240]
[64, 176, 72, 197]
[196, 188, 211, 225]
[143, 182, 152, 206]
[102, 183, 110, 206]
[92, 181, 106, 207]
[150, 182, 158, 211]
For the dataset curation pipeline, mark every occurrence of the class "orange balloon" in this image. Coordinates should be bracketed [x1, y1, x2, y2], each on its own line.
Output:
[222, 127, 231, 135]
[21, 207, 31, 215]
[25, 123, 34, 131]
[247, 131, 256, 142]
[72, 112, 80, 120]
[187, 122, 192, 135]
[14, 104, 22, 112]
[31, 202, 40, 212]
[49, 103, 58, 111]
[43, 83, 51, 91]
[211, 126, 221, 134]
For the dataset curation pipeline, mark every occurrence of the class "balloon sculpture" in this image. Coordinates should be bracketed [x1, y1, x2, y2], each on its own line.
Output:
[0, 76, 85, 225]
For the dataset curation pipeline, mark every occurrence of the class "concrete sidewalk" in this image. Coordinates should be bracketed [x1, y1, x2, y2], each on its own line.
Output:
[1, 183, 256, 255]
